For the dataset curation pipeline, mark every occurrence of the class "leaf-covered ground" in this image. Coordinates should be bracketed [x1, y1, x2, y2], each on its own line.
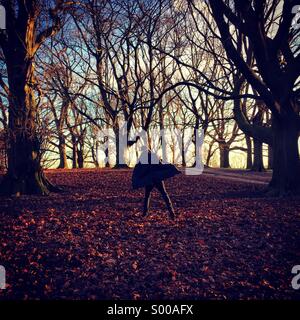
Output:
[0, 169, 299, 300]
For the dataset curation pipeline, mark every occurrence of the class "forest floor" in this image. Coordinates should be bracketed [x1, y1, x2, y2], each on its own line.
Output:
[0, 168, 299, 300]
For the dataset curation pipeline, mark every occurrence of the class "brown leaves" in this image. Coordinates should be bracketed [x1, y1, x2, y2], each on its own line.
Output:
[132, 261, 138, 271]
[0, 169, 299, 299]
[105, 258, 117, 267]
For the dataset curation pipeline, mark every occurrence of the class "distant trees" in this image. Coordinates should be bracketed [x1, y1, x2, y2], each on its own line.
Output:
[67, 0, 182, 166]
[38, 39, 89, 169]
[0, 0, 298, 196]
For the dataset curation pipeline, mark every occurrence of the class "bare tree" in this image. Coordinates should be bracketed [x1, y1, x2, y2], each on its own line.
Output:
[0, 0, 71, 195]
[207, 0, 300, 194]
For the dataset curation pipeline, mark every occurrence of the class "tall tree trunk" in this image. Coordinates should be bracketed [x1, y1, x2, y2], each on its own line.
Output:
[206, 141, 214, 167]
[77, 138, 84, 168]
[104, 146, 110, 168]
[159, 100, 168, 163]
[92, 141, 100, 168]
[268, 144, 273, 170]
[0, 1, 64, 195]
[251, 110, 265, 172]
[57, 136, 68, 169]
[268, 116, 300, 195]
[181, 129, 186, 167]
[0, 60, 56, 195]
[0, 132, 7, 171]
[245, 136, 252, 169]
[102, 127, 111, 168]
[114, 125, 128, 168]
[77, 149, 84, 169]
[2, 131, 54, 195]
[219, 143, 230, 168]
[192, 116, 202, 167]
[267, 112, 273, 170]
[71, 136, 78, 169]
[251, 139, 265, 172]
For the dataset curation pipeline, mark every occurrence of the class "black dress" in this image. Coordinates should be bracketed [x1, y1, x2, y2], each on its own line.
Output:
[132, 151, 181, 189]
[132, 151, 180, 219]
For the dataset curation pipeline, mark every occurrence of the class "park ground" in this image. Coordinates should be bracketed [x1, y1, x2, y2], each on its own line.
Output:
[0, 168, 299, 300]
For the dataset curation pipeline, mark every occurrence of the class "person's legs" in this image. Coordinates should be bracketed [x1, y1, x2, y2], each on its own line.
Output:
[143, 184, 154, 216]
[155, 180, 175, 219]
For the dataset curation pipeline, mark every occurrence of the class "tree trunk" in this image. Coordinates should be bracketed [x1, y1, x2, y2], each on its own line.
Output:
[268, 116, 300, 195]
[251, 139, 265, 172]
[57, 136, 68, 169]
[245, 136, 252, 169]
[104, 146, 110, 168]
[268, 144, 273, 170]
[114, 126, 128, 168]
[93, 141, 100, 168]
[72, 136, 78, 169]
[0, 132, 7, 171]
[192, 117, 202, 167]
[77, 144, 84, 169]
[219, 143, 230, 168]
[0, 1, 64, 196]
[0, 134, 57, 196]
[159, 100, 168, 163]
[0, 62, 57, 195]
[181, 129, 186, 167]
[251, 109, 265, 172]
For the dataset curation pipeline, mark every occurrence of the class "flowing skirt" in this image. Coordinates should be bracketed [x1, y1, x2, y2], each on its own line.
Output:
[132, 163, 181, 189]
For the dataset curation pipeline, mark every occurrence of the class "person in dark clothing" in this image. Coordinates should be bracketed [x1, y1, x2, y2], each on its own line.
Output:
[132, 147, 181, 220]
[143, 180, 175, 219]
